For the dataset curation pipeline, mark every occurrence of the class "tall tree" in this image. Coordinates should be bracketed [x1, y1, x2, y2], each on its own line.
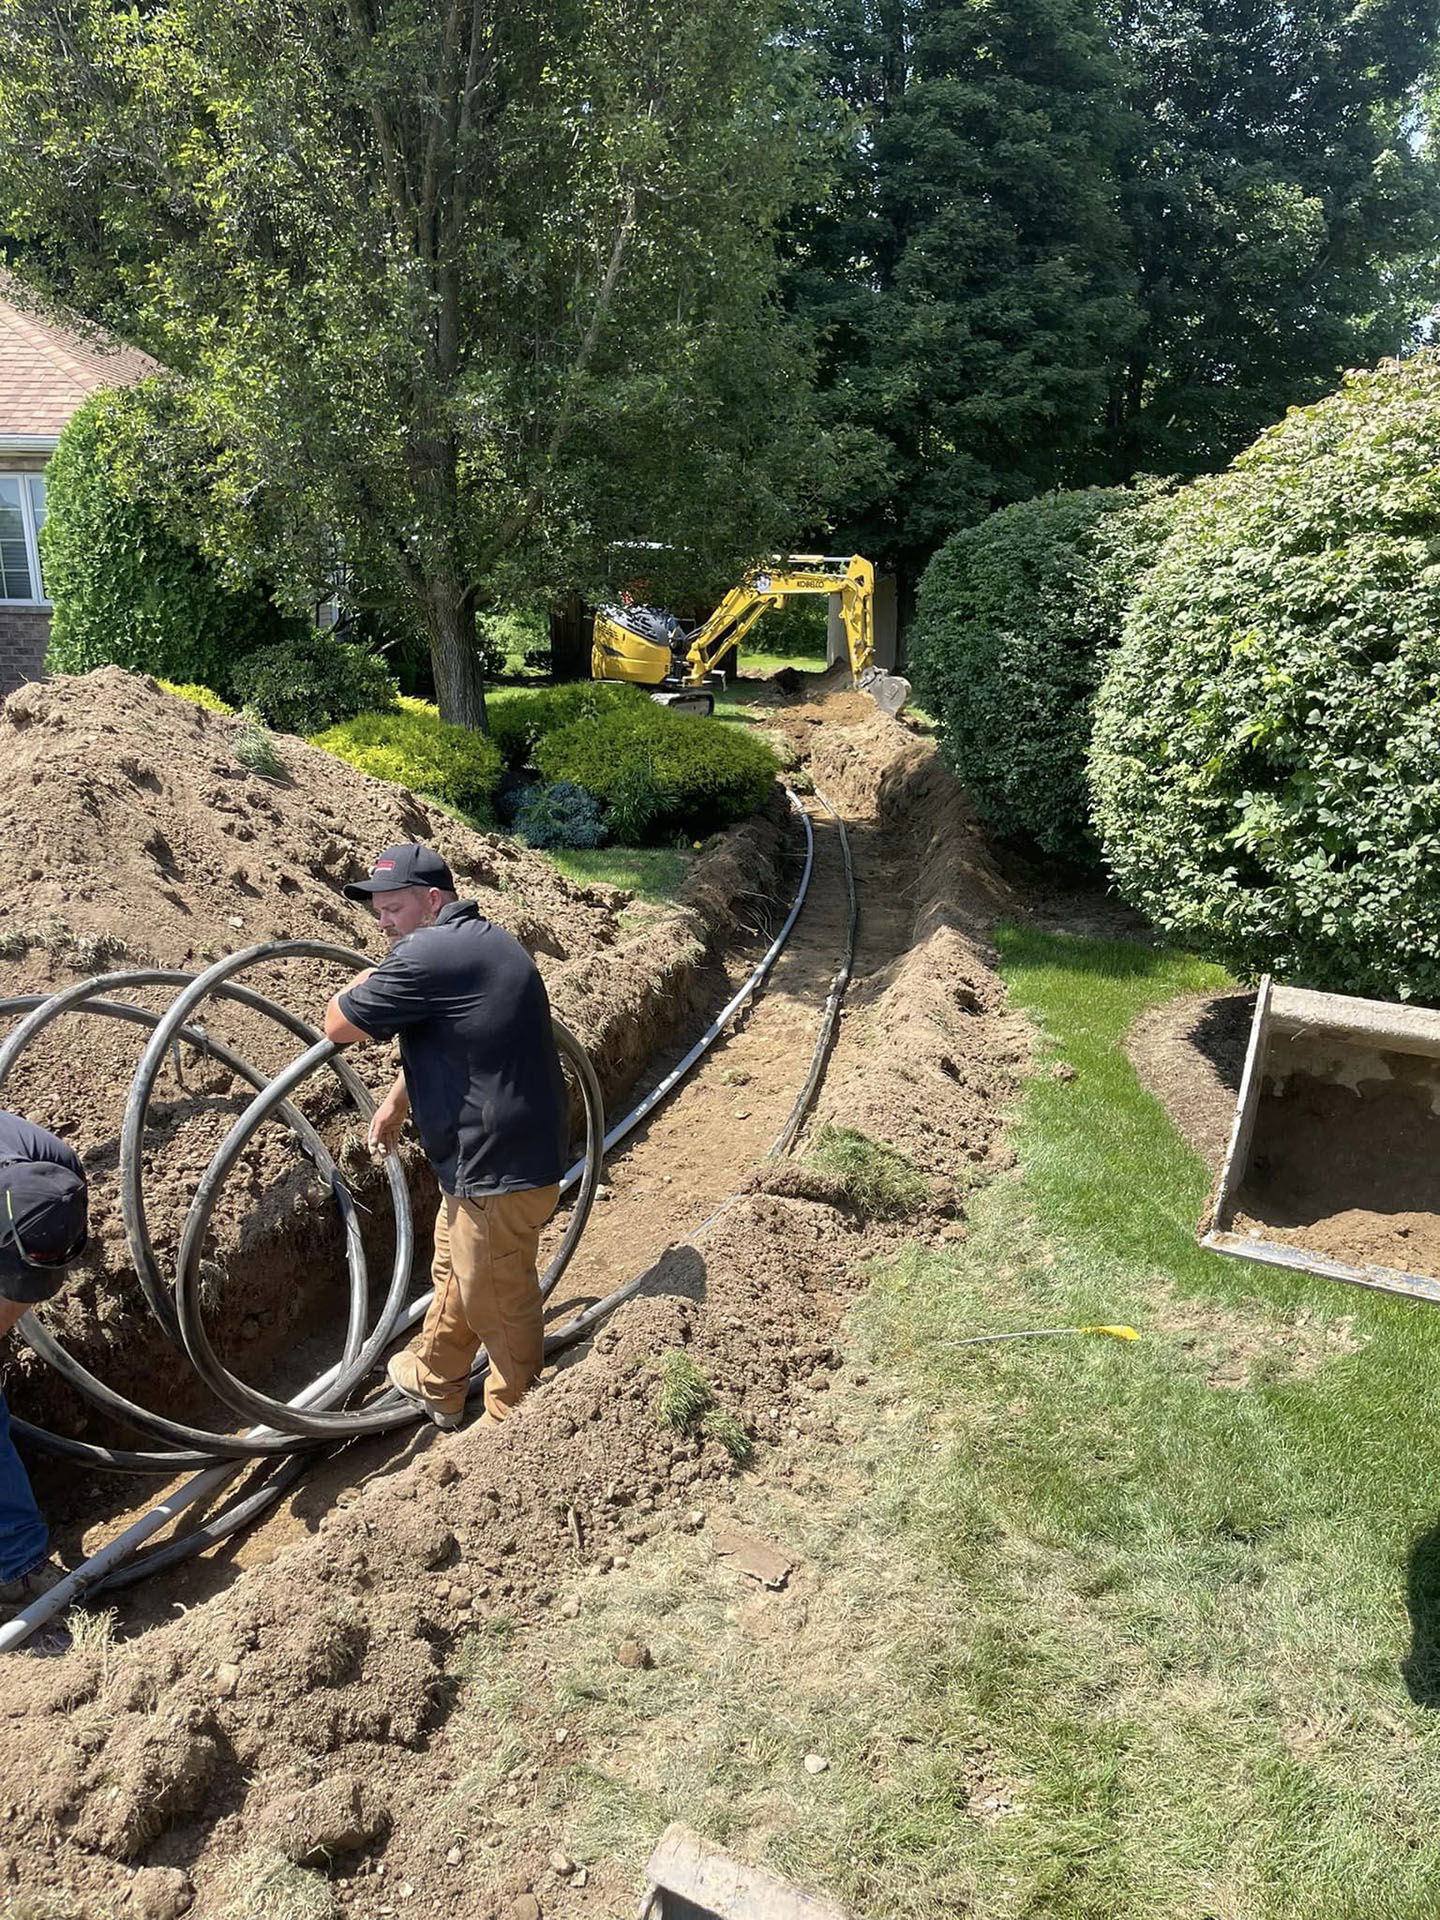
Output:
[1108, 0, 1440, 474]
[788, 0, 1136, 601]
[0, 0, 821, 724]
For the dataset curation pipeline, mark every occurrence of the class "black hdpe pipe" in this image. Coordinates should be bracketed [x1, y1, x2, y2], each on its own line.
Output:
[1, 790, 816, 1636]
[0, 949, 601, 1471]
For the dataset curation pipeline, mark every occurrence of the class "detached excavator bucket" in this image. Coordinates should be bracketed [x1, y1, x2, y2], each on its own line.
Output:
[1202, 977, 1440, 1305]
[857, 667, 911, 716]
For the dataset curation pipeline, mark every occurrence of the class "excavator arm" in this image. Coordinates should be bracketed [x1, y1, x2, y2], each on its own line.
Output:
[681, 555, 876, 685]
[591, 552, 907, 714]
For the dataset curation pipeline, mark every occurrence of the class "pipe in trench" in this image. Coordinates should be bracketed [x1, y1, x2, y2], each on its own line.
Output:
[2, 791, 819, 1645]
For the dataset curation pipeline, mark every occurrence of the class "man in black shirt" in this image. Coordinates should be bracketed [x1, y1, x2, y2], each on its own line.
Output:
[324, 843, 568, 1428]
[0, 1112, 89, 1644]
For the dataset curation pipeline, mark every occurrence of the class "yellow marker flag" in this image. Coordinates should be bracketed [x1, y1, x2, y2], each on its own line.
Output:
[946, 1323, 1141, 1349]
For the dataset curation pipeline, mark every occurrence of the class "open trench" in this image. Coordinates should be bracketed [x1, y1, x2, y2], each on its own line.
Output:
[1, 703, 1031, 1919]
[31, 784, 891, 1634]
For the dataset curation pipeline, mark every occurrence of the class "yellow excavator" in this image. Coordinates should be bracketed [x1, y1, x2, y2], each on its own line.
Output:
[590, 553, 910, 718]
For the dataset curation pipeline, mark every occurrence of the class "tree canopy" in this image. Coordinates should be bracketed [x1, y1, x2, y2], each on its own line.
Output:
[0, 0, 824, 722]
[789, 0, 1440, 597]
[787, 0, 1135, 592]
[1108, 0, 1440, 475]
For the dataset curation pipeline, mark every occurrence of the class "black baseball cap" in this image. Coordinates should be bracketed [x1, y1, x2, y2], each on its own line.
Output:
[0, 1159, 88, 1304]
[343, 843, 455, 901]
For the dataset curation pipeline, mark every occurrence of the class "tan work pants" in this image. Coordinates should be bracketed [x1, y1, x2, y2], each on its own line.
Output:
[409, 1184, 560, 1422]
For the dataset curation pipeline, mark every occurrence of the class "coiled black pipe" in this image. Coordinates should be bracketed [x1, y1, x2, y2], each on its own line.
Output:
[1, 952, 602, 1471]
[2, 787, 822, 1640]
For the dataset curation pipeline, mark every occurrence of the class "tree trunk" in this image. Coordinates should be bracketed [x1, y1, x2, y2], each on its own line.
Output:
[549, 595, 593, 682]
[425, 575, 489, 730]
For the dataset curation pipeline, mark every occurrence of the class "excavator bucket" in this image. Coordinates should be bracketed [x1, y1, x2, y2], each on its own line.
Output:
[1202, 977, 1440, 1306]
[857, 667, 911, 717]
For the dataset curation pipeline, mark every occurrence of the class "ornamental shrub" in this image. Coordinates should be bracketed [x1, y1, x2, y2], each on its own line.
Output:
[42, 387, 302, 689]
[533, 705, 778, 840]
[489, 681, 649, 768]
[227, 630, 397, 735]
[910, 482, 1176, 865]
[157, 680, 235, 715]
[513, 781, 609, 850]
[1090, 355, 1440, 1000]
[309, 696, 502, 822]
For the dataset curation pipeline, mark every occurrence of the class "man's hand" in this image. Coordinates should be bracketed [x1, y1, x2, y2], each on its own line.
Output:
[0, 1297, 30, 1340]
[368, 1081, 411, 1157]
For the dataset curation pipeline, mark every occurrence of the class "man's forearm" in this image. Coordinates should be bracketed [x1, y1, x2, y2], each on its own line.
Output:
[386, 1071, 410, 1114]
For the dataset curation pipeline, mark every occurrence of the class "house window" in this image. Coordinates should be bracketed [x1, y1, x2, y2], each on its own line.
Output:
[0, 474, 47, 604]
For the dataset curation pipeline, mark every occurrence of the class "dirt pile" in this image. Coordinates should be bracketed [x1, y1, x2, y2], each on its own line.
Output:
[0, 668, 618, 975]
[1127, 990, 1253, 1170]
[0, 670, 784, 1450]
[807, 713, 1029, 1189]
[0, 690, 1025, 1920]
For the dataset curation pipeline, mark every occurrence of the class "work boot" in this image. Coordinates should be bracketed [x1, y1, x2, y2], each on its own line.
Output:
[386, 1350, 465, 1430]
[0, 1556, 68, 1611]
[0, 1559, 73, 1657]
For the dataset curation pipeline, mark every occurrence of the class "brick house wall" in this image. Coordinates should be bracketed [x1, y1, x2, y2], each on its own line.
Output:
[0, 608, 49, 695]
[0, 288, 158, 698]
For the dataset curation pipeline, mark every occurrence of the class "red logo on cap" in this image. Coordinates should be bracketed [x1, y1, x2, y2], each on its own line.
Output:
[374, 860, 396, 871]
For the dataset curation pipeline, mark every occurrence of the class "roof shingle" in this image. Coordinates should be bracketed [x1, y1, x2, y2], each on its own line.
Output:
[0, 286, 159, 441]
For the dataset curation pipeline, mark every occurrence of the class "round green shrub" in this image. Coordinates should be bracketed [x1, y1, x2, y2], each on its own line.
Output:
[533, 705, 779, 841]
[910, 484, 1175, 865]
[228, 630, 397, 735]
[309, 696, 502, 822]
[1090, 355, 1440, 999]
[489, 682, 649, 768]
[42, 386, 302, 689]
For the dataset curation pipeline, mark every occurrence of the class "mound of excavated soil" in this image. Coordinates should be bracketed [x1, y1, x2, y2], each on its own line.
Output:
[0, 686, 1027, 1919]
[0, 670, 785, 1451]
[807, 713, 1029, 1188]
[0, 668, 615, 972]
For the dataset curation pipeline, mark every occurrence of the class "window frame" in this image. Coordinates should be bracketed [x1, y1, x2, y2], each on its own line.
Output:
[0, 471, 49, 607]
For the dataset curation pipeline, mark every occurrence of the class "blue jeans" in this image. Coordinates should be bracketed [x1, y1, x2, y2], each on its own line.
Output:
[0, 1387, 47, 1582]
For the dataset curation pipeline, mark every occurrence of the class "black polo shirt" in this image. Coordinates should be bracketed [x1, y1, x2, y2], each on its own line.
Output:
[338, 902, 568, 1198]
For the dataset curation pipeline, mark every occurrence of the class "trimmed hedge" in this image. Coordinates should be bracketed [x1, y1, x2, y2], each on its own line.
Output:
[534, 704, 779, 840]
[1090, 356, 1440, 999]
[910, 484, 1175, 864]
[228, 630, 398, 735]
[42, 386, 302, 689]
[489, 681, 649, 768]
[309, 696, 502, 822]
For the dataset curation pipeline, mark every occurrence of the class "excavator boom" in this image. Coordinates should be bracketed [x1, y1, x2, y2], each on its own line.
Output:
[591, 553, 908, 716]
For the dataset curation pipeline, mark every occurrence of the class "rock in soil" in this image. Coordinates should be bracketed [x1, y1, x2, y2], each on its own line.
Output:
[254, 1773, 389, 1865]
[127, 1867, 194, 1920]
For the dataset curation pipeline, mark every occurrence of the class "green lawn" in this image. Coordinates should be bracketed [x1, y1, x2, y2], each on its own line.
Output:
[543, 845, 693, 905]
[838, 928, 1440, 1917]
[451, 929, 1440, 1919]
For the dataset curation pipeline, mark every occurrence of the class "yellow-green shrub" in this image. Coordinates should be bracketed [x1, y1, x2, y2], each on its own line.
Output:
[158, 679, 236, 714]
[309, 696, 501, 821]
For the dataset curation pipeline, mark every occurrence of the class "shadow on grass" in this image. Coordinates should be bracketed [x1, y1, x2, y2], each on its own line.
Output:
[995, 921, 1202, 984]
[1403, 1520, 1440, 1707]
